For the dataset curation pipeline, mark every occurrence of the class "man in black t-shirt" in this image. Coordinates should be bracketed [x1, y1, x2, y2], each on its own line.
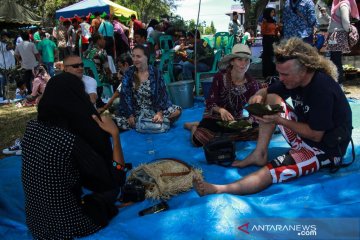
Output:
[193, 38, 352, 196]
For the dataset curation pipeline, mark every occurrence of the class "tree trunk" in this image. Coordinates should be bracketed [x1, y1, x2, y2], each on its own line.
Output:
[242, 0, 251, 28]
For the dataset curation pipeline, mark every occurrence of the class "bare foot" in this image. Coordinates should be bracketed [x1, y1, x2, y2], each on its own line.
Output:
[193, 177, 219, 196]
[184, 122, 199, 130]
[231, 150, 267, 168]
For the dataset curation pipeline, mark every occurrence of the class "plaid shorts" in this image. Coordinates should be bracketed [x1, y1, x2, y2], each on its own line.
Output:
[267, 101, 332, 183]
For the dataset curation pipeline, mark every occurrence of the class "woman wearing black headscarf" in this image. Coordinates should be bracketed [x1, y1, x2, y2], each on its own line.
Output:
[261, 7, 279, 80]
[22, 72, 127, 239]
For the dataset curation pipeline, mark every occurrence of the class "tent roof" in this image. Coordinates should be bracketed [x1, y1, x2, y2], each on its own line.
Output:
[0, 0, 41, 26]
[55, 0, 137, 19]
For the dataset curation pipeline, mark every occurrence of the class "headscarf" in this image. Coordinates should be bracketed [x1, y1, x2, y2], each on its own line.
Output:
[37, 72, 112, 161]
[331, 0, 359, 19]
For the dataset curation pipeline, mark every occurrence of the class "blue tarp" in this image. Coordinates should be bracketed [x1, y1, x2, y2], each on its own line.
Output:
[1, 100, 360, 239]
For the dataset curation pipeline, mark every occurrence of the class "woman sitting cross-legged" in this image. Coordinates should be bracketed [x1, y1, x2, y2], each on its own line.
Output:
[184, 44, 262, 147]
[114, 44, 181, 130]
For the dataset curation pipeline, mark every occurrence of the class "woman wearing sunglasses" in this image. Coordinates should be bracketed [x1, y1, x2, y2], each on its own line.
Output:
[115, 44, 181, 131]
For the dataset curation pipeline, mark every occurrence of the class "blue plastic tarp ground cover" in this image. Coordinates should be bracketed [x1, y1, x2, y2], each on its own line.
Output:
[0, 100, 360, 240]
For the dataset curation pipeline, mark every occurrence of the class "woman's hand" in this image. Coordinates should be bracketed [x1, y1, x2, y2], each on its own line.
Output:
[127, 115, 135, 127]
[152, 111, 163, 123]
[92, 115, 119, 136]
[219, 108, 234, 121]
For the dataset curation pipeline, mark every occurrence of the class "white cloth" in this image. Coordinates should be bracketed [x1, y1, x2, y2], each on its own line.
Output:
[147, 27, 154, 38]
[14, 41, 38, 70]
[82, 75, 97, 94]
[80, 22, 91, 39]
[0, 42, 15, 69]
[107, 56, 117, 74]
[16, 37, 23, 46]
[116, 83, 122, 93]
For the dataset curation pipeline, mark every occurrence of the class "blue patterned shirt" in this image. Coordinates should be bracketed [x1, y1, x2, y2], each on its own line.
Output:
[283, 0, 318, 39]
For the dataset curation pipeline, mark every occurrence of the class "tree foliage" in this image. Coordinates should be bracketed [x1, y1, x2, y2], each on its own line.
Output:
[16, 0, 77, 19]
[115, 0, 179, 23]
[15, 0, 180, 26]
[233, 0, 270, 29]
[13, 0, 293, 31]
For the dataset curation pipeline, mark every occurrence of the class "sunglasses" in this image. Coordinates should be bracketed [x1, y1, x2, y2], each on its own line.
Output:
[275, 54, 298, 63]
[65, 63, 84, 68]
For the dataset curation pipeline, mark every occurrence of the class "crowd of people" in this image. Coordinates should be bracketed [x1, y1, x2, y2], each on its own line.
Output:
[0, 0, 358, 238]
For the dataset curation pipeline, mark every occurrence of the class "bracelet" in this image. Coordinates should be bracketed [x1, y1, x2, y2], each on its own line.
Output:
[112, 161, 125, 171]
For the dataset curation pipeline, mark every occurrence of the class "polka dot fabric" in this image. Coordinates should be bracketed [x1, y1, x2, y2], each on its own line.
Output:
[21, 120, 101, 239]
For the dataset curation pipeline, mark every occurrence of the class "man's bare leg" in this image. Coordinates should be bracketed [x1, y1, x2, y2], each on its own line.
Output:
[193, 166, 272, 196]
[232, 94, 282, 168]
[232, 122, 275, 167]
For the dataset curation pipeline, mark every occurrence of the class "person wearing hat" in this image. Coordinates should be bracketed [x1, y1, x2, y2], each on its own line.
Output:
[184, 44, 262, 147]
[193, 37, 351, 196]
[317, 5, 330, 32]
[228, 11, 244, 44]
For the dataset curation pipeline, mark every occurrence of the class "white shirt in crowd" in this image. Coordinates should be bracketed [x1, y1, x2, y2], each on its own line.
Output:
[82, 75, 97, 94]
[14, 41, 39, 70]
[16, 37, 23, 46]
[0, 41, 15, 70]
[80, 22, 91, 39]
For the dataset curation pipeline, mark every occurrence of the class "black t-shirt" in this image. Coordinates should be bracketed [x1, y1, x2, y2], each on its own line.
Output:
[267, 71, 352, 157]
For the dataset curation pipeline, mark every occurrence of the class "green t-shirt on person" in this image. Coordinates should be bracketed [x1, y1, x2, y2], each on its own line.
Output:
[38, 39, 57, 63]
[33, 31, 41, 49]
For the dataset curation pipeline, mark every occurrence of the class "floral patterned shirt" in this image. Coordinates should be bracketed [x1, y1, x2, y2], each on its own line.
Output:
[283, 0, 317, 39]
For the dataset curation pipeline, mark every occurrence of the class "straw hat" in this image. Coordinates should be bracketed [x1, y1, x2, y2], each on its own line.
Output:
[219, 44, 252, 69]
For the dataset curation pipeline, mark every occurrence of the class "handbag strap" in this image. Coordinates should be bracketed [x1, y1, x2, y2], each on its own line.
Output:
[330, 136, 356, 173]
[153, 158, 192, 177]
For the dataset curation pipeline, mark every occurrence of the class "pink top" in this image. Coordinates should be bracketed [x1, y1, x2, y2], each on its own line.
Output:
[31, 76, 47, 103]
[331, 0, 359, 19]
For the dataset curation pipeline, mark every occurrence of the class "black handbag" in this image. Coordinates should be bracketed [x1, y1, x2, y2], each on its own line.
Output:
[203, 137, 236, 167]
[322, 125, 355, 172]
[322, 125, 351, 148]
[120, 179, 146, 203]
